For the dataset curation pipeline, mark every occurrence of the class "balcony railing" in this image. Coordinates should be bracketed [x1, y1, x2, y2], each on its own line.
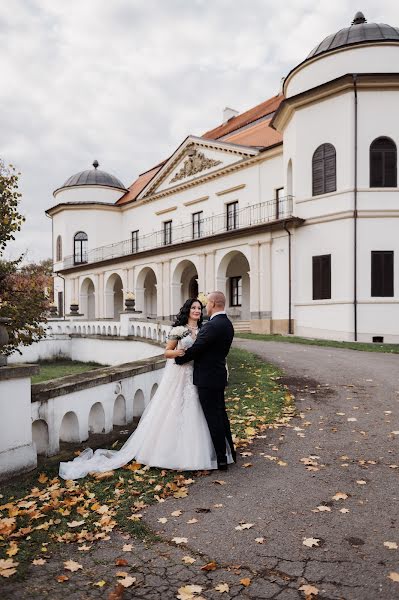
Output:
[61, 195, 293, 269]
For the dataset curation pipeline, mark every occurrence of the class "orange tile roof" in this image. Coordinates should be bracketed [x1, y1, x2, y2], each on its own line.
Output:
[117, 93, 284, 206]
[116, 164, 164, 206]
[202, 94, 283, 140]
[223, 118, 282, 147]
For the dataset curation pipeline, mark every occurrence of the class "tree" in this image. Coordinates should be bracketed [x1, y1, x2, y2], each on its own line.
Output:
[0, 160, 50, 356]
[0, 160, 25, 253]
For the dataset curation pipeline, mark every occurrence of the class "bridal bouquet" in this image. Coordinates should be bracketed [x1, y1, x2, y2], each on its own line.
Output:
[168, 325, 191, 340]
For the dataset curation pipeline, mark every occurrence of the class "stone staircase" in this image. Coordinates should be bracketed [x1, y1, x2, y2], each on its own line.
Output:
[232, 320, 251, 333]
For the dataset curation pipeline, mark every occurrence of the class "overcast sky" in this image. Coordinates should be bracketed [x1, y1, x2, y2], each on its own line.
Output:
[1, 0, 398, 262]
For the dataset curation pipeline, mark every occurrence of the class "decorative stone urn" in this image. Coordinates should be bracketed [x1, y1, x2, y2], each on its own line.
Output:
[69, 302, 79, 315]
[48, 303, 58, 316]
[0, 317, 11, 367]
[124, 292, 136, 312]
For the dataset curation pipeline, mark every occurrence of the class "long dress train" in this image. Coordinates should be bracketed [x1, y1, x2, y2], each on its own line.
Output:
[59, 333, 233, 479]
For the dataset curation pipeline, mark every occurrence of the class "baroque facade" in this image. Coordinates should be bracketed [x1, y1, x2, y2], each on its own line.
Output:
[47, 12, 399, 342]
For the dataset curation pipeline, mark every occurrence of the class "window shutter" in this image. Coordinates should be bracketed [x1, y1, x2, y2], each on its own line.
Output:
[312, 144, 336, 196]
[313, 254, 331, 300]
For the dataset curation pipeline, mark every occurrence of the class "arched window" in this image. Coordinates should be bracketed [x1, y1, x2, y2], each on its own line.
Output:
[56, 235, 62, 261]
[74, 231, 88, 264]
[370, 137, 397, 187]
[312, 143, 336, 196]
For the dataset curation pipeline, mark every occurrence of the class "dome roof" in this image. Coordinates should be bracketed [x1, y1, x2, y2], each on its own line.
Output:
[307, 12, 399, 61]
[61, 161, 126, 191]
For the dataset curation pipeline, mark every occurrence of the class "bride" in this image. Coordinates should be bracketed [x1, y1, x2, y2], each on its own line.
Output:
[59, 298, 233, 479]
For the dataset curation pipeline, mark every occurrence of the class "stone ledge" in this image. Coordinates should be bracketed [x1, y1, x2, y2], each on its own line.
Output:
[0, 364, 40, 381]
[31, 355, 166, 403]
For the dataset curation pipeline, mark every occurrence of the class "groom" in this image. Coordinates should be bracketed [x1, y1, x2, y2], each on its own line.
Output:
[175, 291, 236, 470]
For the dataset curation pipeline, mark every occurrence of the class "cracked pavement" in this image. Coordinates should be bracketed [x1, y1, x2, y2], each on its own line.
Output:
[1, 340, 398, 599]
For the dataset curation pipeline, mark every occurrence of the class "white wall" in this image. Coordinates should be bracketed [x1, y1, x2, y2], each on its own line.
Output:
[285, 45, 399, 97]
[9, 336, 161, 366]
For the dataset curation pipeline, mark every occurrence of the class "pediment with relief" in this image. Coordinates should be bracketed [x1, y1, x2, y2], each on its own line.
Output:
[138, 137, 259, 199]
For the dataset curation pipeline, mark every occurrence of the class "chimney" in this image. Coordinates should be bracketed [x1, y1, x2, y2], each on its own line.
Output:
[223, 107, 239, 124]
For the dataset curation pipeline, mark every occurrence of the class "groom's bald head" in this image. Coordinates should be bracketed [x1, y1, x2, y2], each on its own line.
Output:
[206, 291, 226, 316]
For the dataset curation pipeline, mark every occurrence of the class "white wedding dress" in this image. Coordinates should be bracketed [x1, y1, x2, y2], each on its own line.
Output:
[59, 332, 233, 480]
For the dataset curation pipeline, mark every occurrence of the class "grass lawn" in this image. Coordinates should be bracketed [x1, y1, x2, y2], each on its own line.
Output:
[235, 332, 399, 354]
[0, 346, 293, 579]
[31, 360, 104, 384]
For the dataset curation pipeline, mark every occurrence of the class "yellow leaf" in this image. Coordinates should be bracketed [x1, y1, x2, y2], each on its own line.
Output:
[171, 510, 182, 517]
[38, 473, 48, 484]
[172, 537, 188, 544]
[240, 578, 251, 587]
[177, 584, 203, 600]
[94, 580, 107, 587]
[235, 523, 254, 531]
[64, 559, 83, 572]
[187, 518, 198, 524]
[255, 537, 265, 544]
[215, 582, 229, 593]
[384, 542, 398, 550]
[303, 538, 320, 548]
[158, 517, 168, 524]
[299, 583, 319, 596]
[67, 520, 85, 528]
[332, 492, 348, 501]
[388, 572, 399, 582]
[118, 576, 136, 588]
[32, 558, 46, 565]
[182, 556, 196, 564]
[122, 544, 133, 552]
[6, 542, 18, 557]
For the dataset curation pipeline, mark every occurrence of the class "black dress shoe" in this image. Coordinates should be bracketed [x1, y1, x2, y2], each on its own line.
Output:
[217, 461, 228, 471]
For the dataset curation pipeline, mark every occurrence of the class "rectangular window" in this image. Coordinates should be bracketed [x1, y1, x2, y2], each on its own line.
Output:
[163, 220, 172, 245]
[226, 201, 238, 231]
[275, 187, 284, 219]
[230, 276, 242, 306]
[371, 251, 394, 296]
[131, 230, 139, 253]
[312, 254, 331, 300]
[192, 211, 203, 239]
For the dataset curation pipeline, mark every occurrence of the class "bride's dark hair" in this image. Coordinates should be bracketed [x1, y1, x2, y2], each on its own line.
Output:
[172, 298, 204, 328]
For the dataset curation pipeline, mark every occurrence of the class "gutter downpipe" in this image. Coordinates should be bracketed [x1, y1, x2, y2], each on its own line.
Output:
[353, 74, 358, 341]
[283, 220, 293, 334]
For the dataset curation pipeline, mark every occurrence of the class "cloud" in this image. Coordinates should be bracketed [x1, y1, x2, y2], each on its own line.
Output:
[0, 0, 397, 261]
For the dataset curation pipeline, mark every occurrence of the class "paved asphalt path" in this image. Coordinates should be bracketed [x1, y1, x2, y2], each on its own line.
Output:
[145, 340, 399, 599]
[2, 340, 398, 599]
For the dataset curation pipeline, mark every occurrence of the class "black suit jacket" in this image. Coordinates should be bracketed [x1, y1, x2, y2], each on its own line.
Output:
[175, 314, 234, 389]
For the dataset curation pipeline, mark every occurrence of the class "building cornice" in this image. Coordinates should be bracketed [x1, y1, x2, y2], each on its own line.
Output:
[46, 202, 121, 217]
[272, 73, 399, 132]
[283, 42, 399, 97]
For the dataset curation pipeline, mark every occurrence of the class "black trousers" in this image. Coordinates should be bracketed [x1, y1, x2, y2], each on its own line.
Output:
[197, 387, 235, 462]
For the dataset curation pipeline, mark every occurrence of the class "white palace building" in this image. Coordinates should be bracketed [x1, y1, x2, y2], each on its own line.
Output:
[47, 12, 399, 343]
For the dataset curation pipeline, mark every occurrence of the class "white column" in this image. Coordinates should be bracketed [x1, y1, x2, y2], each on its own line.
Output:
[249, 242, 260, 319]
[205, 250, 215, 293]
[170, 282, 182, 317]
[135, 287, 145, 314]
[259, 241, 272, 316]
[155, 263, 163, 318]
[197, 253, 206, 295]
[162, 260, 171, 319]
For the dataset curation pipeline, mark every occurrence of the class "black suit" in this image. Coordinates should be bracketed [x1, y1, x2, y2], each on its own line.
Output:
[175, 314, 235, 463]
